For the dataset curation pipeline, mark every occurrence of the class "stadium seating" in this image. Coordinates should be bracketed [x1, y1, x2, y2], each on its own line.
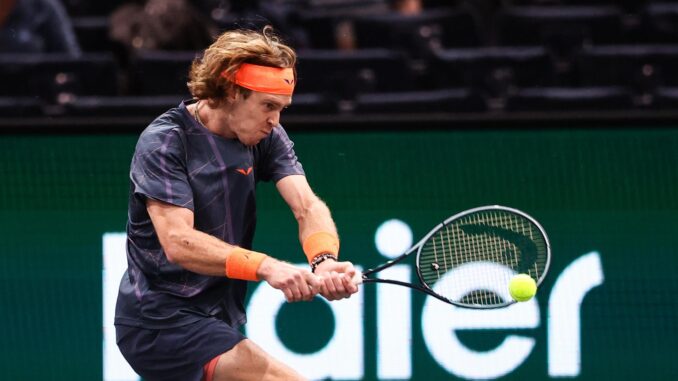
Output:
[63, 95, 184, 117]
[640, 3, 678, 43]
[0, 97, 44, 118]
[127, 51, 198, 96]
[504, 0, 648, 12]
[578, 45, 678, 92]
[495, 5, 628, 58]
[653, 87, 678, 110]
[0, 53, 118, 99]
[293, 3, 390, 49]
[430, 47, 556, 95]
[2, 0, 678, 118]
[295, 49, 418, 96]
[351, 7, 480, 53]
[71, 17, 114, 53]
[279, 93, 337, 115]
[505, 86, 634, 112]
[61, 0, 121, 17]
[355, 88, 487, 113]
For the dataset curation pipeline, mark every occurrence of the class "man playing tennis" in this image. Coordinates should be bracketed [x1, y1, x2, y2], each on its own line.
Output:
[115, 26, 359, 381]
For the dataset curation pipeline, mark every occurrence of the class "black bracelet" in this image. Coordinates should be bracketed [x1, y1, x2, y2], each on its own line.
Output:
[310, 253, 338, 273]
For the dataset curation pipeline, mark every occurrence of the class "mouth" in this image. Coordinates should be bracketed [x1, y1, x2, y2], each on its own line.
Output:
[245, 130, 270, 145]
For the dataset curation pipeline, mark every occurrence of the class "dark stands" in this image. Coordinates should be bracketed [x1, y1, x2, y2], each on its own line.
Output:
[2, 0, 678, 127]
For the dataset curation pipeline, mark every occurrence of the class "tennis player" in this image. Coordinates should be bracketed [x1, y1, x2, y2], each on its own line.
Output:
[115, 26, 359, 381]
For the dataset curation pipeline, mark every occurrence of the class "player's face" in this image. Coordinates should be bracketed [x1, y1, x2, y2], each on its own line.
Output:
[227, 91, 292, 146]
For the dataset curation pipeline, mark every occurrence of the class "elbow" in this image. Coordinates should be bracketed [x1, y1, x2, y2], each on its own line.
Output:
[164, 247, 180, 264]
[163, 229, 188, 264]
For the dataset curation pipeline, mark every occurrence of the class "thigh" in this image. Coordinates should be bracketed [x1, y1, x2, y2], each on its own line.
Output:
[211, 339, 307, 381]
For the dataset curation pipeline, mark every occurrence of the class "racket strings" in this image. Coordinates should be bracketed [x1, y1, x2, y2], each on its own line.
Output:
[418, 209, 549, 307]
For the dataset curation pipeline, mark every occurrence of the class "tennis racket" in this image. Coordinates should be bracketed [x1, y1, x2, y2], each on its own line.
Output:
[354, 205, 551, 309]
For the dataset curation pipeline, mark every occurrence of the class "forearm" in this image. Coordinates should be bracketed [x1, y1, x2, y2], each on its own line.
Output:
[147, 200, 268, 281]
[163, 227, 238, 276]
[297, 199, 359, 300]
[162, 225, 321, 300]
[294, 196, 343, 270]
[294, 195, 338, 242]
[275, 175, 340, 263]
[275, 176, 358, 300]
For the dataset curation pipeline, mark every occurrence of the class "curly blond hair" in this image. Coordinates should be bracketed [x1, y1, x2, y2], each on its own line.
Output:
[187, 26, 296, 104]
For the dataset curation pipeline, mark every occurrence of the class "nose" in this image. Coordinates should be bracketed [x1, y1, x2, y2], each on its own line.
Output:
[267, 112, 280, 127]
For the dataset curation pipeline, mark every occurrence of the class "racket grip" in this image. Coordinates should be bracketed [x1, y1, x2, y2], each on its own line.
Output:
[352, 271, 364, 285]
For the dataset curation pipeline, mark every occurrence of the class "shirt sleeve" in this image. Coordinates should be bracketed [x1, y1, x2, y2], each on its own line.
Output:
[256, 125, 305, 183]
[130, 127, 194, 210]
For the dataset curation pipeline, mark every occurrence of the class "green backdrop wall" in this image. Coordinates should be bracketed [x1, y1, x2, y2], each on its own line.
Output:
[0, 127, 677, 380]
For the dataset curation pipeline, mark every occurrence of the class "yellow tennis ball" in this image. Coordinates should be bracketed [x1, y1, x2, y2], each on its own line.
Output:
[509, 274, 537, 302]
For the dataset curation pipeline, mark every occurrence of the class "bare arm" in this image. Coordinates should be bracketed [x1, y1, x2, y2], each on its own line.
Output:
[146, 198, 321, 301]
[276, 175, 359, 300]
[275, 175, 338, 243]
[147, 199, 233, 276]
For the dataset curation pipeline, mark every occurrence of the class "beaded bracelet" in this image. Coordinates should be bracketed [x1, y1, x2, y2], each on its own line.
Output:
[310, 253, 338, 273]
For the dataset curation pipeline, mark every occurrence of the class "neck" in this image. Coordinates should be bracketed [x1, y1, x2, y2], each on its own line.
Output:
[194, 100, 236, 139]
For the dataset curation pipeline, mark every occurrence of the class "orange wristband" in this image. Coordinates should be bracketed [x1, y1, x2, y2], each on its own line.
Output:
[225, 247, 268, 281]
[302, 231, 339, 264]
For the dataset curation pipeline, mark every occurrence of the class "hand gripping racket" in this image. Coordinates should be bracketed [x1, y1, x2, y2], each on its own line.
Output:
[353, 205, 551, 309]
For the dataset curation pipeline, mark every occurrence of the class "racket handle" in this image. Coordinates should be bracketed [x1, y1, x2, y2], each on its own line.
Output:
[352, 271, 364, 286]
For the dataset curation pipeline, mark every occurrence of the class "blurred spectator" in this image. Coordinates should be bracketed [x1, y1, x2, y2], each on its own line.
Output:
[109, 0, 217, 55]
[189, 0, 252, 27]
[391, 0, 422, 15]
[335, 19, 356, 51]
[256, 0, 310, 49]
[0, 0, 82, 55]
[332, 0, 424, 51]
[192, 0, 309, 49]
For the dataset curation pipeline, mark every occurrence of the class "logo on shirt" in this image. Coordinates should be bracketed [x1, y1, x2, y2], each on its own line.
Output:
[236, 166, 253, 176]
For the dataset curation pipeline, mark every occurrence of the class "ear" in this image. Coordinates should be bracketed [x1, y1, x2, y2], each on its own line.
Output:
[228, 89, 244, 104]
[217, 93, 237, 108]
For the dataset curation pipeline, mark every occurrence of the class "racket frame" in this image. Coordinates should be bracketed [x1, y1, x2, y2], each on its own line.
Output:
[360, 205, 551, 309]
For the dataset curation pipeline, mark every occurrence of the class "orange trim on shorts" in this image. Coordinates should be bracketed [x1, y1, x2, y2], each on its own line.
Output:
[225, 247, 268, 281]
[223, 63, 295, 95]
[302, 231, 340, 264]
[202, 354, 221, 381]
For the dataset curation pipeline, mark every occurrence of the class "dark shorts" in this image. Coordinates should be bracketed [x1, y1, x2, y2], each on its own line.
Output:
[116, 317, 246, 381]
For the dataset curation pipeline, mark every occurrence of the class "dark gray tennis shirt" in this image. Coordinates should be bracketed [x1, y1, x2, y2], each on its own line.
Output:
[115, 100, 304, 329]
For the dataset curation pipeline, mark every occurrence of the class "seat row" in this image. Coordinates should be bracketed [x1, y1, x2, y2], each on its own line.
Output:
[4, 86, 678, 119]
[68, 4, 678, 55]
[294, 3, 678, 51]
[3, 46, 678, 98]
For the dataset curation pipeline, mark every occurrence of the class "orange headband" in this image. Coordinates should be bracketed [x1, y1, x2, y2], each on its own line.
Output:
[224, 63, 295, 95]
